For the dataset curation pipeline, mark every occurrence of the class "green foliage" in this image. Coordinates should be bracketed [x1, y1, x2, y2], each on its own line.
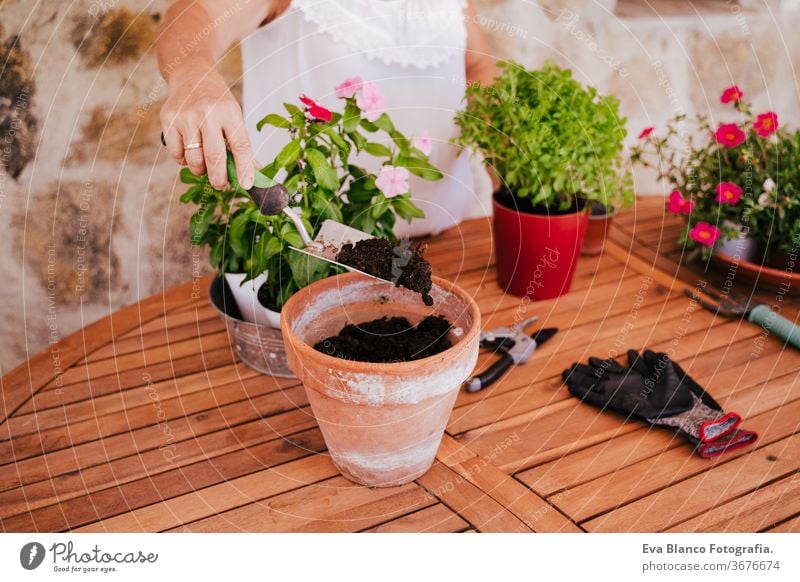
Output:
[748, 131, 800, 255]
[180, 92, 441, 309]
[454, 60, 632, 212]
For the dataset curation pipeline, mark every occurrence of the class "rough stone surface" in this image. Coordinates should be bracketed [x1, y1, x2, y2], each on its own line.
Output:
[13, 180, 122, 305]
[2, 0, 800, 373]
[0, 24, 37, 179]
[71, 6, 157, 68]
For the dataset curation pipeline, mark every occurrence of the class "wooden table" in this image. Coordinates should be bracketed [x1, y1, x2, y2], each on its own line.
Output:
[2, 197, 799, 533]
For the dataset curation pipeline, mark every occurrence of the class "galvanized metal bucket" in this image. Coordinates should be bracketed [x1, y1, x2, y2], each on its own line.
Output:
[208, 276, 295, 378]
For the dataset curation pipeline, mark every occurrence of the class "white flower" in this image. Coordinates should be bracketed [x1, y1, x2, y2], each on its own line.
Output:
[762, 178, 775, 193]
[758, 193, 773, 207]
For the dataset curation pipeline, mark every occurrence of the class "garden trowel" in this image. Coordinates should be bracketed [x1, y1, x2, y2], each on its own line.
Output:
[226, 153, 381, 280]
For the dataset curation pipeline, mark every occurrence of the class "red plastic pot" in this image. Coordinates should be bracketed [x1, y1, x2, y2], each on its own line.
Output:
[493, 194, 589, 300]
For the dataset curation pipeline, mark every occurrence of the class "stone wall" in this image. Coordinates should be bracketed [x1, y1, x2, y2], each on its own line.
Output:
[1, 0, 799, 372]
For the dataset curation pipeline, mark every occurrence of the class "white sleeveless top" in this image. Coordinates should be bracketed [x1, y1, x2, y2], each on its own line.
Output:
[241, 0, 486, 237]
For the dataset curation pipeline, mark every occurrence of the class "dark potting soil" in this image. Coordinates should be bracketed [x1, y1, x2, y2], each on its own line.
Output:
[313, 315, 453, 363]
[257, 283, 280, 313]
[495, 190, 585, 216]
[336, 238, 434, 306]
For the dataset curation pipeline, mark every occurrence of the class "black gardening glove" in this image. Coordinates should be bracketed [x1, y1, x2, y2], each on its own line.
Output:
[562, 351, 752, 450]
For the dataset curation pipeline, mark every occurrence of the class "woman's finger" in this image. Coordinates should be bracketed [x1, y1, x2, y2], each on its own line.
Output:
[223, 118, 255, 190]
[202, 123, 228, 190]
[163, 126, 186, 166]
[182, 127, 206, 176]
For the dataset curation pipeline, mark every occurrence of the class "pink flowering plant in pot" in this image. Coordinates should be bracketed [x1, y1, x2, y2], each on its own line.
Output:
[180, 77, 441, 310]
[631, 85, 782, 261]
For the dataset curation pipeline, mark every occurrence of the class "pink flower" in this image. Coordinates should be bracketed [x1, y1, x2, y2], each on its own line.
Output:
[334, 76, 363, 99]
[356, 81, 386, 122]
[299, 94, 332, 123]
[720, 85, 743, 104]
[754, 112, 778, 137]
[638, 127, 654, 140]
[375, 165, 409, 198]
[412, 129, 433, 156]
[716, 182, 742, 204]
[715, 123, 745, 148]
[689, 222, 721, 247]
[668, 190, 694, 214]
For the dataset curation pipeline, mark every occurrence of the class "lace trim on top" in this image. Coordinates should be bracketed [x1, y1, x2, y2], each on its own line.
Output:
[293, 0, 468, 69]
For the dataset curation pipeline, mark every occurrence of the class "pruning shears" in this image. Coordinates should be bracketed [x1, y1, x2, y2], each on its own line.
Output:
[464, 316, 558, 393]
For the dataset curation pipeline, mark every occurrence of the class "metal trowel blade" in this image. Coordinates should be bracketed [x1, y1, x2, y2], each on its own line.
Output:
[289, 219, 383, 281]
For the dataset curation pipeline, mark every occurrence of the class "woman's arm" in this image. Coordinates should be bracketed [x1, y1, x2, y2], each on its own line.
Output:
[157, 0, 289, 189]
[464, 1, 498, 87]
[464, 2, 500, 190]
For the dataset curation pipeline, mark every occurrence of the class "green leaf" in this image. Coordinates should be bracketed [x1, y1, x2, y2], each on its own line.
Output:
[306, 148, 339, 191]
[226, 151, 244, 192]
[228, 212, 251, 256]
[393, 197, 425, 220]
[373, 114, 394, 133]
[344, 99, 361, 133]
[276, 138, 302, 168]
[394, 155, 443, 181]
[179, 184, 201, 204]
[310, 189, 344, 222]
[189, 205, 213, 242]
[360, 119, 379, 133]
[324, 128, 349, 152]
[180, 167, 202, 184]
[287, 251, 325, 288]
[284, 173, 301, 194]
[364, 142, 392, 157]
[371, 195, 390, 219]
[389, 130, 411, 156]
[210, 243, 224, 269]
[257, 113, 291, 131]
[253, 168, 277, 188]
[283, 231, 304, 248]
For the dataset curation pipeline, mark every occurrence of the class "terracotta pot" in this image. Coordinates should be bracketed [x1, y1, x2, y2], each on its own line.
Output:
[493, 193, 589, 300]
[581, 206, 614, 256]
[280, 273, 481, 487]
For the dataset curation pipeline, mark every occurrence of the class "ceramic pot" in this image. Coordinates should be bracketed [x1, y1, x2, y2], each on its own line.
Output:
[223, 272, 280, 328]
[280, 273, 481, 487]
[493, 193, 589, 300]
[582, 204, 614, 256]
[716, 221, 760, 264]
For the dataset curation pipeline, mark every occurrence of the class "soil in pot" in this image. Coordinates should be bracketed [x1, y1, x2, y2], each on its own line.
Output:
[257, 283, 281, 313]
[336, 238, 434, 305]
[314, 315, 453, 363]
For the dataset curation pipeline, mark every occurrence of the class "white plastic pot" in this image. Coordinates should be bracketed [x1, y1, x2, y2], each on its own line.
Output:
[717, 221, 759, 263]
[223, 272, 281, 328]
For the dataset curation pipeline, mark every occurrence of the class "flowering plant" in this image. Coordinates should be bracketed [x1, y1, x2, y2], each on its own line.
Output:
[631, 85, 782, 260]
[180, 77, 441, 309]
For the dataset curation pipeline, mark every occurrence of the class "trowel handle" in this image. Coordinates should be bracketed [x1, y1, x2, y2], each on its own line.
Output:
[748, 305, 800, 349]
[282, 207, 314, 246]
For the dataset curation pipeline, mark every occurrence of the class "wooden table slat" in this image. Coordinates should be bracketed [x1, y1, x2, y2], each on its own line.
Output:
[3, 197, 798, 532]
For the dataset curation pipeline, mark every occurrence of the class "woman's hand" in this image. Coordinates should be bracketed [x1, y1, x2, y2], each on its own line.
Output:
[156, 0, 286, 191]
[160, 68, 254, 191]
